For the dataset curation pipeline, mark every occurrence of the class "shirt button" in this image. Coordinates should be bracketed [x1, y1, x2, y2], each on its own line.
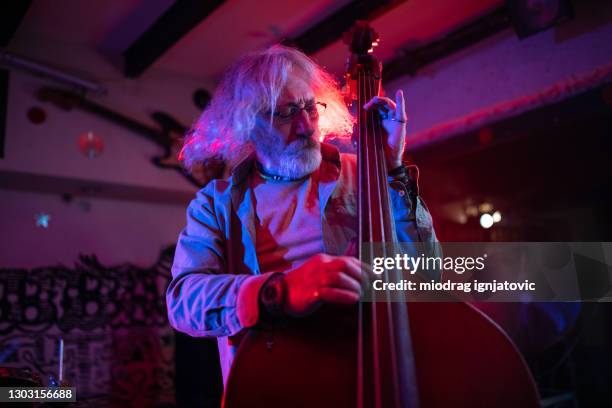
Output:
[398, 190, 406, 197]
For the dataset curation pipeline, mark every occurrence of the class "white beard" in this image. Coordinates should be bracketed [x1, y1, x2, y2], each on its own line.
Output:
[254, 125, 322, 179]
[274, 138, 322, 179]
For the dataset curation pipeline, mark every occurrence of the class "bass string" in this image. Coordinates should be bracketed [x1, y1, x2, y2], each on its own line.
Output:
[367, 72, 421, 408]
[360, 66, 406, 408]
[367, 70, 403, 408]
[364, 68, 384, 408]
[358, 67, 382, 408]
[357, 65, 365, 408]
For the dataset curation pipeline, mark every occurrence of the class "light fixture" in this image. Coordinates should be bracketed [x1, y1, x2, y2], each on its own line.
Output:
[480, 213, 494, 229]
[492, 211, 502, 223]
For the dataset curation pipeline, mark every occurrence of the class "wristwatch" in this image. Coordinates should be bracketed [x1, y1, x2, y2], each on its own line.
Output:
[259, 273, 287, 318]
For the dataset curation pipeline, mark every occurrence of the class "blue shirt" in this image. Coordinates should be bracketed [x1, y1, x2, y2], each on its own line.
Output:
[167, 143, 440, 382]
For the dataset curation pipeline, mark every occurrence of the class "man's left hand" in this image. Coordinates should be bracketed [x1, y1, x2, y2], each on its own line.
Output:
[363, 89, 408, 169]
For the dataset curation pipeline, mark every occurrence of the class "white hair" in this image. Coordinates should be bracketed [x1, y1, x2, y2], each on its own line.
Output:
[180, 44, 354, 170]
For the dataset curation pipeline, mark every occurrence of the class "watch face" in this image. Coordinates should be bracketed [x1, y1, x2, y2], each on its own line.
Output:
[263, 283, 279, 301]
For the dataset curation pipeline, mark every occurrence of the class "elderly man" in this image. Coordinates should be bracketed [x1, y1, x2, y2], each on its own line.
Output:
[166, 45, 439, 384]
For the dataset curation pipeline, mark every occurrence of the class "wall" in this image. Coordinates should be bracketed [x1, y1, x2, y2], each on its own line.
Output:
[386, 3, 612, 143]
[0, 37, 210, 269]
[0, 189, 187, 268]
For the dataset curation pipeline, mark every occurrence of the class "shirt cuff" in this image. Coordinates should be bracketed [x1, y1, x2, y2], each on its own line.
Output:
[236, 272, 278, 329]
[387, 164, 419, 196]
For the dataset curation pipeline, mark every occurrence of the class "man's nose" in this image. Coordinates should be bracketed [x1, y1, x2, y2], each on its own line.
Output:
[293, 110, 315, 136]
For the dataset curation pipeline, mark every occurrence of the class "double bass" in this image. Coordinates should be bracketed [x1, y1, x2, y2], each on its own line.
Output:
[223, 22, 539, 408]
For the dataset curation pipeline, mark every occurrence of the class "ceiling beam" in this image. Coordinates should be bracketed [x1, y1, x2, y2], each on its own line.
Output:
[123, 0, 225, 78]
[383, 7, 512, 82]
[0, 0, 32, 47]
[289, 0, 405, 55]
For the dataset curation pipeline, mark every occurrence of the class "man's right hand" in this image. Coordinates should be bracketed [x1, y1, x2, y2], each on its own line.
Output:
[283, 254, 368, 317]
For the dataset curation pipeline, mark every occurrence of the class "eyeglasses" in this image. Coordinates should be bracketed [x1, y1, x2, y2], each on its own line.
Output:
[270, 101, 327, 123]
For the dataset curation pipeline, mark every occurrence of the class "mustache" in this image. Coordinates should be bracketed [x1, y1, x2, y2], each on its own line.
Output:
[286, 134, 319, 153]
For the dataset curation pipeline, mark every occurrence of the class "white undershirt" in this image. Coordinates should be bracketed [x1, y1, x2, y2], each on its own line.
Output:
[251, 168, 324, 273]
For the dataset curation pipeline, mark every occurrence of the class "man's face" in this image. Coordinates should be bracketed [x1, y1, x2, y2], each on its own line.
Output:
[254, 71, 322, 178]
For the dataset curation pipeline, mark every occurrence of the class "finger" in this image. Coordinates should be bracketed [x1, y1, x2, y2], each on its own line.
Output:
[326, 271, 362, 294]
[376, 96, 397, 111]
[363, 96, 396, 111]
[357, 260, 373, 277]
[395, 89, 407, 122]
[348, 257, 372, 278]
[329, 256, 365, 283]
[363, 97, 378, 110]
[338, 257, 372, 287]
[318, 287, 360, 304]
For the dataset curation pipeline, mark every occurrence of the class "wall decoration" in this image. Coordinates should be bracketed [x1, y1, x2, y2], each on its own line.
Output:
[78, 131, 104, 159]
[0, 246, 177, 406]
[35, 213, 50, 228]
[27, 106, 47, 124]
[37, 87, 212, 188]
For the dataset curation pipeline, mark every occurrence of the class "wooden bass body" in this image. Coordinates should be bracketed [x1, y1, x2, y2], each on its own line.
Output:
[223, 302, 539, 408]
